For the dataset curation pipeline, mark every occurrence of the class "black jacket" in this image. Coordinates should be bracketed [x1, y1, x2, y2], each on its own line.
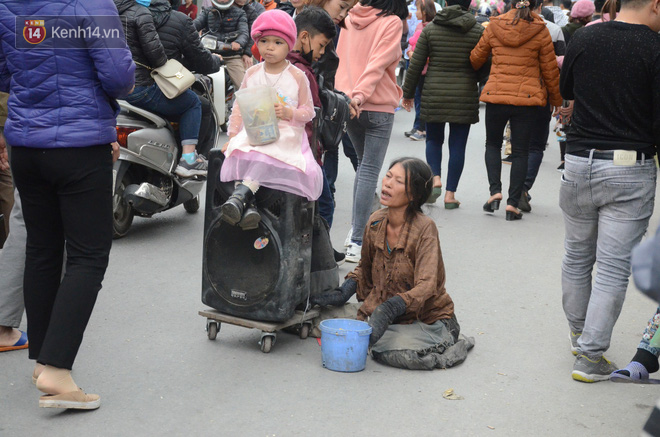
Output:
[276, 0, 295, 16]
[239, 1, 264, 56]
[150, 0, 221, 74]
[114, 0, 168, 86]
[194, 5, 249, 57]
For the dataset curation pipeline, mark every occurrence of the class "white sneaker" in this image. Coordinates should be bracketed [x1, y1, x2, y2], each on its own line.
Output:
[345, 242, 362, 263]
[344, 228, 353, 247]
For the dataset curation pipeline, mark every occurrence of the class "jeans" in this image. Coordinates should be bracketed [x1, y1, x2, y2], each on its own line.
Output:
[524, 104, 552, 192]
[346, 111, 394, 243]
[639, 307, 660, 357]
[126, 84, 201, 146]
[0, 189, 26, 328]
[323, 133, 359, 195]
[318, 166, 334, 228]
[413, 75, 425, 132]
[485, 104, 537, 207]
[560, 152, 657, 358]
[425, 122, 471, 193]
[11, 145, 113, 369]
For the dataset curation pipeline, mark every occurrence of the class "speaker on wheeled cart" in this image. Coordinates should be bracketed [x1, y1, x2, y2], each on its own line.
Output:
[202, 149, 316, 323]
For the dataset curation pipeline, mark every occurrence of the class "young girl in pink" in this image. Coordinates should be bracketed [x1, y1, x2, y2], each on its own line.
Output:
[220, 9, 322, 230]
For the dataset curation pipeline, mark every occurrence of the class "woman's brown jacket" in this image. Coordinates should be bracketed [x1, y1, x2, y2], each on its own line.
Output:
[470, 9, 562, 107]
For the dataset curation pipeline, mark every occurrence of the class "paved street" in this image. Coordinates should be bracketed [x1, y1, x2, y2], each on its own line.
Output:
[2, 106, 659, 436]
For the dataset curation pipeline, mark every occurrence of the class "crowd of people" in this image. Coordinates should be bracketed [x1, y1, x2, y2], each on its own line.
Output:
[0, 0, 659, 429]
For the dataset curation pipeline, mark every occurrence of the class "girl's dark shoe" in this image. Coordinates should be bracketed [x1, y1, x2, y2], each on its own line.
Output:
[238, 205, 261, 230]
[506, 210, 523, 221]
[221, 184, 254, 226]
[483, 199, 501, 213]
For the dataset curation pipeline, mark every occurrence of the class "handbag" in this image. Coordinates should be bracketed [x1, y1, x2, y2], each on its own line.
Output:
[317, 75, 350, 152]
[135, 59, 195, 99]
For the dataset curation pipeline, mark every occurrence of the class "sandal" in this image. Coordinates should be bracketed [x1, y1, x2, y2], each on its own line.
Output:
[0, 330, 28, 352]
[426, 187, 442, 204]
[39, 389, 101, 410]
[610, 361, 649, 383]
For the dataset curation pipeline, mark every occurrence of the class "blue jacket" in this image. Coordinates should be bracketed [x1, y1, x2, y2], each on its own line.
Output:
[0, 0, 135, 148]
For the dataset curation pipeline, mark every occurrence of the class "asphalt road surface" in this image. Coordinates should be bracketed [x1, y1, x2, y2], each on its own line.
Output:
[2, 106, 658, 436]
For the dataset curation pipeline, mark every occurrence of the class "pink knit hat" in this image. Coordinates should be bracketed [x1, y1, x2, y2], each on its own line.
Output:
[570, 0, 595, 18]
[251, 9, 297, 50]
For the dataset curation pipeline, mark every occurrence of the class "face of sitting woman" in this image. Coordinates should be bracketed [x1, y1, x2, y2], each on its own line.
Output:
[380, 163, 411, 209]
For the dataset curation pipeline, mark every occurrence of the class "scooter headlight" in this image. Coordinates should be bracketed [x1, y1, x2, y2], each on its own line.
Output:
[201, 35, 218, 50]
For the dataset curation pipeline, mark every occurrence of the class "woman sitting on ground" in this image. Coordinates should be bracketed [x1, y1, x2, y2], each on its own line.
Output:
[312, 157, 474, 370]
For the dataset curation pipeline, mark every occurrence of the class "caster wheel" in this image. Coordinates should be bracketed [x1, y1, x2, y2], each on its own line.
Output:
[207, 321, 219, 340]
[299, 323, 310, 340]
[260, 335, 274, 353]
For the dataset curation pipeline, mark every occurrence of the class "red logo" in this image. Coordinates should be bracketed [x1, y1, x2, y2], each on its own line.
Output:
[23, 20, 46, 44]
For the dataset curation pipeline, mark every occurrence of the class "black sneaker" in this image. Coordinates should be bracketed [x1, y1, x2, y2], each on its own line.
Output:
[502, 155, 513, 164]
[404, 128, 417, 138]
[334, 249, 345, 266]
[175, 153, 208, 177]
[557, 162, 565, 172]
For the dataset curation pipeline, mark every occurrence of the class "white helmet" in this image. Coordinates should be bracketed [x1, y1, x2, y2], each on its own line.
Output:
[212, 0, 235, 9]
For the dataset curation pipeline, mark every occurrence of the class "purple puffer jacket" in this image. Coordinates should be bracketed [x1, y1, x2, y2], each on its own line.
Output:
[0, 0, 135, 148]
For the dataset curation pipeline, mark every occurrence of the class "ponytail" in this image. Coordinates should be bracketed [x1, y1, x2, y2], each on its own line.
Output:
[510, 0, 537, 24]
[601, 0, 619, 21]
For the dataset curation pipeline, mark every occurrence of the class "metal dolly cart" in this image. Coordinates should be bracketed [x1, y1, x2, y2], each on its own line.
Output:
[199, 308, 320, 353]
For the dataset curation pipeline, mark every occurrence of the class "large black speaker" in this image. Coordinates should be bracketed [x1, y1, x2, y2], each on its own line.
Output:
[202, 149, 315, 322]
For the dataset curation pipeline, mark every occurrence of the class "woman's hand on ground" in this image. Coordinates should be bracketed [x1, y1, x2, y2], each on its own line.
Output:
[401, 99, 414, 112]
[368, 296, 406, 346]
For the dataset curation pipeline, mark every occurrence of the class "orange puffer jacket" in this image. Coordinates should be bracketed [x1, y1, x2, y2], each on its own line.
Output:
[470, 9, 562, 107]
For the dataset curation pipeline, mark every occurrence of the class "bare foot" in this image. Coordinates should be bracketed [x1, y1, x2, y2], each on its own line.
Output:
[36, 366, 79, 395]
[488, 193, 503, 203]
[33, 363, 45, 383]
[0, 326, 22, 347]
[444, 191, 459, 204]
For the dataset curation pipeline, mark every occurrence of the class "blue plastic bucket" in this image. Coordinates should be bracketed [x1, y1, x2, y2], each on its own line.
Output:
[319, 319, 372, 372]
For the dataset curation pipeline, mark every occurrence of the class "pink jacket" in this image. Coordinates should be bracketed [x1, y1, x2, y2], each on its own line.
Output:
[407, 22, 429, 75]
[336, 5, 403, 113]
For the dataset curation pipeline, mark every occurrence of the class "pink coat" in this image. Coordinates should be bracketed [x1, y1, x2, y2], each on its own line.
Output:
[407, 22, 429, 75]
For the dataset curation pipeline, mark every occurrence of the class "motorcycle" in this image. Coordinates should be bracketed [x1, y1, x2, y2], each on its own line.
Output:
[112, 69, 235, 239]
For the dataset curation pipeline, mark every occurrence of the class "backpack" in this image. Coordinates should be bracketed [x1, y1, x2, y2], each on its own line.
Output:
[318, 75, 350, 152]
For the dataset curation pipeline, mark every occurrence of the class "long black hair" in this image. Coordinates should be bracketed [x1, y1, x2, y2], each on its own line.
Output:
[387, 157, 433, 222]
[360, 0, 408, 19]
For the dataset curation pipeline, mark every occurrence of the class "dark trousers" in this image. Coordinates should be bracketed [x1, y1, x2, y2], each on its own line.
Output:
[524, 104, 552, 192]
[11, 145, 113, 369]
[485, 103, 537, 207]
[425, 122, 471, 193]
[322, 133, 359, 195]
[197, 95, 215, 157]
[318, 166, 334, 228]
[412, 75, 426, 131]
